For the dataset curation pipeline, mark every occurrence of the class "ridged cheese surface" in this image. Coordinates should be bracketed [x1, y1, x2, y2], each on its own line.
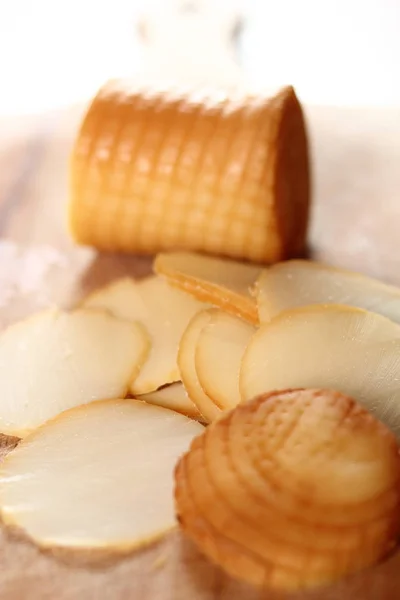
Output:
[70, 82, 309, 263]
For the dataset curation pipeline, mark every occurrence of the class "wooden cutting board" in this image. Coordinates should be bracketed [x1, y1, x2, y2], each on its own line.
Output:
[1, 2, 400, 598]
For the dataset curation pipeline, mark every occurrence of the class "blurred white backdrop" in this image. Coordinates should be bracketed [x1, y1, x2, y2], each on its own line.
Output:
[241, 0, 400, 106]
[0, 0, 399, 115]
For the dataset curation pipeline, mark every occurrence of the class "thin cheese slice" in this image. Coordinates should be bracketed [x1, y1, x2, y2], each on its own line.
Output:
[256, 260, 400, 324]
[155, 252, 261, 323]
[195, 310, 255, 410]
[138, 383, 202, 421]
[82, 276, 207, 394]
[0, 400, 203, 551]
[240, 305, 400, 439]
[178, 310, 220, 423]
[0, 309, 149, 437]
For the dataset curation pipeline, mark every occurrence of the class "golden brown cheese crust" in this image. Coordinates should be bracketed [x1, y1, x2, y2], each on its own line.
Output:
[175, 388, 400, 590]
[69, 81, 310, 264]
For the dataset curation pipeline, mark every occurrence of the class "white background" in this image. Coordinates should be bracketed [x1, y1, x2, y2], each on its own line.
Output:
[0, 0, 399, 115]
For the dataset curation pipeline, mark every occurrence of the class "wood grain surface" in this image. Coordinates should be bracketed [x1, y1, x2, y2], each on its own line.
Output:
[1, 1, 400, 598]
